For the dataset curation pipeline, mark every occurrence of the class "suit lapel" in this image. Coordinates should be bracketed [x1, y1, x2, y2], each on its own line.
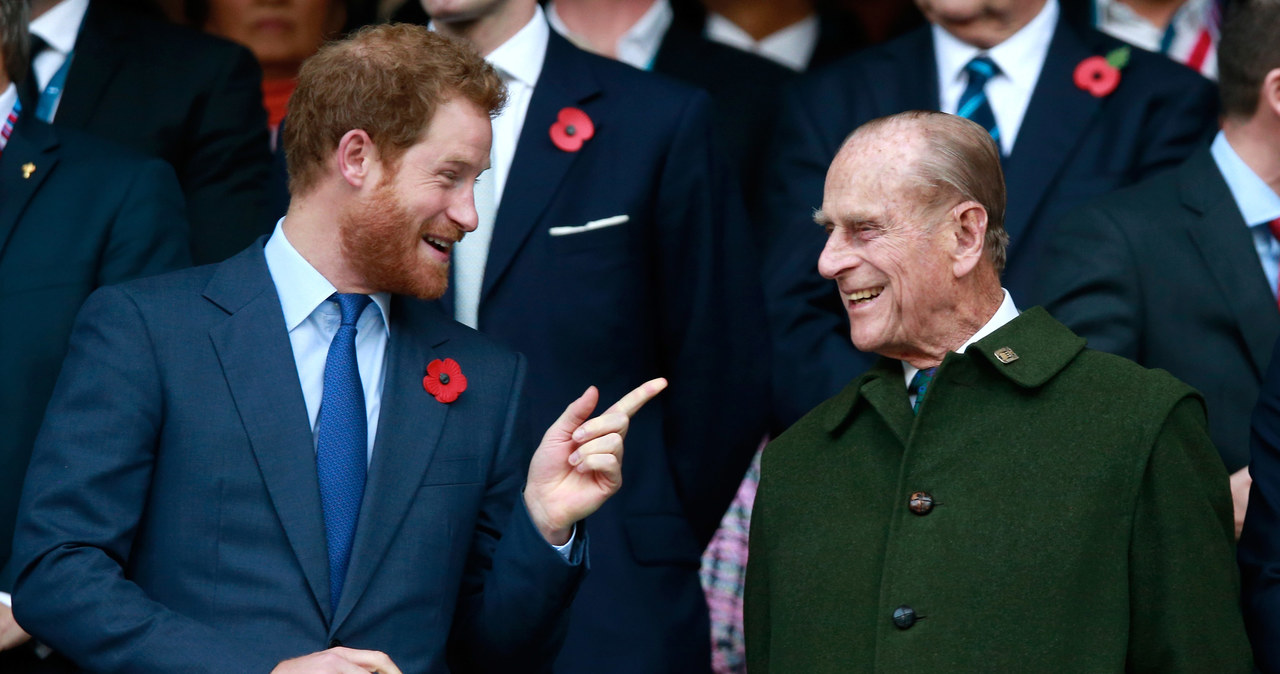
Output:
[0, 118, 59, 258]
[1181, 150, 1280, 377]
[205, 246, 333, 621]
[56, 0, 128, 128]
[477, 33, 601, 301]
[331, 298, 451, 631]
[1002, 16, 1101, 252]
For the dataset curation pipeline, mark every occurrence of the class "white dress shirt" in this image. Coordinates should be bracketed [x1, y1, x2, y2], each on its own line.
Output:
[438, 7, 548, 327]
[704, 11, 819, 72]
[903, 289, 1021, 404]
[1094, 0, 1218, 79]
[934, 0, 1058, 156]
[28, 0, 88, 121]
[546, 0, 673, 71]
[1211, 132, 1280, 297]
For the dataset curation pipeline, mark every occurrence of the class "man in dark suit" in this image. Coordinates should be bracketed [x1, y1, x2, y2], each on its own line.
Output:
[22, 0, 273, 265]
[0, 2, 189, 667]
[763, 0, 1219, 429]
[426, 2, 769, 672]
[746, 109, 1250, 673]
[10, 25, 663, 673]
[1037, 0, 1280, 539]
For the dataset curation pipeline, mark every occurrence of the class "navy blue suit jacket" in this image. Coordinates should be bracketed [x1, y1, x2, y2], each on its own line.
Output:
[1239, 336, 1280, 671]
[11, 244, 583, 673]
[1036, 148, 1280, 472]
[761, 16, 1219, 428]
[0, 114, 188, 593]
[435, 33, 770, 674]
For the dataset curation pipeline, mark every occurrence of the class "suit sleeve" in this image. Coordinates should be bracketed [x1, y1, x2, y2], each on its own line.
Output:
[1127, 395, 1253, 672]
[448, 353, 585, 672]
[11, 287, 248, 673]
[181, 44, 273, 266]
[98, 157, 192, 285]
[1239, 337, 1280, 671]
[761, 79, 876, 431]
[652, 90, 772, 545]
[1034, 202, 1142, 359]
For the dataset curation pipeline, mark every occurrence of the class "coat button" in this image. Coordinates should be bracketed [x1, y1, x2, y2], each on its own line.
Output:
[892, 605, 917, 629]
[908, 491, 934, 515]
[329, 638, 342, 649]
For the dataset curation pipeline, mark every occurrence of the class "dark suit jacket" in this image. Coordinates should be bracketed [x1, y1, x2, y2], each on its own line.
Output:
[1035, 147, 1280, 472]
[435, 32, 770, 674]
[0, 114, 188, 592]
[1241, 337, 1280, 672]
[10, 244, 583, 673]
[32, 0, 273, 265]
[761, 15, 1219, 428]
[652, 24, 792, 239]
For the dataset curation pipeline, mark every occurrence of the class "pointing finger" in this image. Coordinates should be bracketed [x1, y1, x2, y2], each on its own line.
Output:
[604, 378, 668, 419]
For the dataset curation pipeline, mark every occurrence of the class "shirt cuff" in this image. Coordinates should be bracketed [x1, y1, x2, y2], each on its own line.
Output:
[0, 591, 10, 608]
[551, 524, 577, 560]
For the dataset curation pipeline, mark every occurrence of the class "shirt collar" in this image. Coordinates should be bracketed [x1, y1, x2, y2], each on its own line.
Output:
[483, 4, 550, 88]
[30, 0, 89, 54]
[0, 84, 17, 121]
[902, 289, 1020, 387]
[546, 0, 672, 71]
[263, 219, 391, 335]
[1211, 131, 1280, 229]
[933, 0, 1058, 94]
[704, 11, 818, 72]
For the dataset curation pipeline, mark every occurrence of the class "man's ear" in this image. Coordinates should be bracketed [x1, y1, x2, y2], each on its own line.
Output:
[951, 200, 988, 278]
[1263, 68, 1280, 120]
[336, 129, 378, 188]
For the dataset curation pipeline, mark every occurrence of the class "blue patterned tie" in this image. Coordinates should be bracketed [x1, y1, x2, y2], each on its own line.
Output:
[909, 367, 938, 415]
[316, 293, 372, 614]
[958, 56, 1001, 146]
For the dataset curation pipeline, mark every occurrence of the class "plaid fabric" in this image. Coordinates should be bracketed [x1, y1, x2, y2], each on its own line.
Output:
[700, 443, 764, 674]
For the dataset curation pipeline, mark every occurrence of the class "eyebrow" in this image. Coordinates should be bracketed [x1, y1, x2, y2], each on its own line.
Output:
[813, 209, 833, 229]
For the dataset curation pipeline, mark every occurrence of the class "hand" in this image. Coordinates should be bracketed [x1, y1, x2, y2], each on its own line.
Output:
[0, 602, 31, 651]
[524, 378, 668, 545]
[272, 647, 402, 673]
[1230, 466, 1252, 540]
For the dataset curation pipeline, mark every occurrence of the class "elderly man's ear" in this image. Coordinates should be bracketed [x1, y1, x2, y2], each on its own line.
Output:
[950, 201, 989, 278]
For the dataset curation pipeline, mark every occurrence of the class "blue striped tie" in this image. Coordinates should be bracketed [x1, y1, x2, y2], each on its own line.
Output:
[316, 293, 372, 614]
[958, 56, 1001, 146]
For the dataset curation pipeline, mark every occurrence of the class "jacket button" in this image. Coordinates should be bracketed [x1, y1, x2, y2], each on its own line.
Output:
[329, 638, 342, 649]
[908, 491, 934, 515]
[892, 605, 917, 629]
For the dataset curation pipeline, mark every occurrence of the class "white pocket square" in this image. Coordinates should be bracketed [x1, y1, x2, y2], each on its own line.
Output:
[548, 215, 630, 237]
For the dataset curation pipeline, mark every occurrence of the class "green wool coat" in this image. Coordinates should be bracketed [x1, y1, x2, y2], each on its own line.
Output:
[746, 308, 1252, 672]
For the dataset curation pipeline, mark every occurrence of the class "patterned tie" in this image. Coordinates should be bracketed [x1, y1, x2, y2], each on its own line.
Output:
[958, 56, 1001, 147]
[316, 293, 372, 614]
[909, 367, 938, 415]
[1268, 218, 1280, 311]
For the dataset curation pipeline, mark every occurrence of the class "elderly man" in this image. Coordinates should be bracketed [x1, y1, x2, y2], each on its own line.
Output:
[10, 24, 662, 674]
[744, 111, 1251, 672]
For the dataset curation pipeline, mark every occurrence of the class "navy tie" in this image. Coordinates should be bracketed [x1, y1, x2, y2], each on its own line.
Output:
[909, 367, 938, 415]
[958, 56, 1001, 146]
[316, 293, 372, 614]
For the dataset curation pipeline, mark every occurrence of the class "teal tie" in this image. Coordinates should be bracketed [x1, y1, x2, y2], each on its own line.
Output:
[909, 367, 937, 414]
[958, 56, 1001, 146]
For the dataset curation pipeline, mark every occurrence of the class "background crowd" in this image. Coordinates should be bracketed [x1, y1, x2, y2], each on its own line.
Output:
[0, 0, 1278, 671]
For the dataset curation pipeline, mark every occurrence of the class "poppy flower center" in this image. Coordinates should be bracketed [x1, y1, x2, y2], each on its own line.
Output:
[439, 373, 450, 385]
[565, 125, 576, 136]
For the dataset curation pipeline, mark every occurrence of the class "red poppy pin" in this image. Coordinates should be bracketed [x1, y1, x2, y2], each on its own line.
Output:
[550, 107, 595, 152]
[1074, 46, 1130, 98]
[424, 358, 467, 404]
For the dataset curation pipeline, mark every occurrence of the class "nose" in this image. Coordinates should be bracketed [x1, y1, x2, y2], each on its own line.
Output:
[453, 183, 480, 233]
[817, 229, 857, 280]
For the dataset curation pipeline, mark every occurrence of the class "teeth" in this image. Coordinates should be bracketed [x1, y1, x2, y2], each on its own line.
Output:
[425, 237, 453, 251]
[847, 287, 883, 302]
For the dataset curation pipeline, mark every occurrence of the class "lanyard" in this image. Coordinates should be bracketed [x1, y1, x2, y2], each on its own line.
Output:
[35, 50, 74, 122]
[0, 98, 19, 160]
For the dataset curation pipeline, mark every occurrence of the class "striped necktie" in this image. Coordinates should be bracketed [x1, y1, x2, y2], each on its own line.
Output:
[958, 56, 1001, 147]
[909, 367, 938, 415]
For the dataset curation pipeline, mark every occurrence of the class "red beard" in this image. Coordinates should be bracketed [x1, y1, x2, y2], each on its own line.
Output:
[339, 181, 450, 300]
